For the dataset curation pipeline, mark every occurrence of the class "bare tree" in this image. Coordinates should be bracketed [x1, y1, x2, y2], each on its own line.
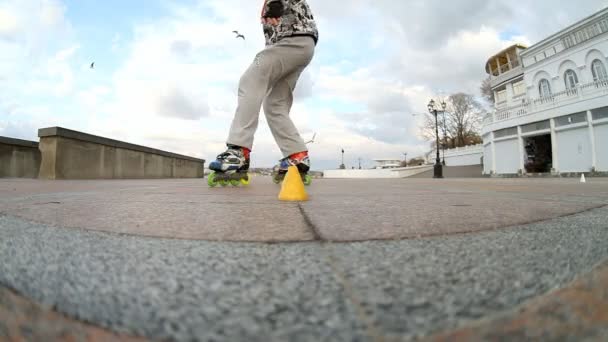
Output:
[480, 77, 494, 104]
[420, 93, 485, 149]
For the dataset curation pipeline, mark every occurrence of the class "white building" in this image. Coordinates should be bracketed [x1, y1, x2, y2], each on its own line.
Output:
[482, 8, 608, 175]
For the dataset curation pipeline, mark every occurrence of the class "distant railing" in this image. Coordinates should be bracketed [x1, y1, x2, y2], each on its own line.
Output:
[487, 78, 608, 124]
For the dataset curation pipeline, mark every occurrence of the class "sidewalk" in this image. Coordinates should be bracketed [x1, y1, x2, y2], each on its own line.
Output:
[1, 177, 607, 341]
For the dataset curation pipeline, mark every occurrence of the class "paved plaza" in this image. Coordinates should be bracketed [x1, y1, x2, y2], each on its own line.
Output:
[1, 177, 607, 341]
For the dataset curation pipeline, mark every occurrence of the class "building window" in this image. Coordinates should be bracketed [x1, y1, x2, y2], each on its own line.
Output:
[522, 120, 551, 134]
[496, 90, 507, 103]
[591, 59, 608, 81]
[592, 106, 608, 120]
[494, 127, 518, 138]
[513, 81, 526, 96]
[555, 112, 588, 127]
[564, 69, 579, 89]
[539, 79, 552, 98]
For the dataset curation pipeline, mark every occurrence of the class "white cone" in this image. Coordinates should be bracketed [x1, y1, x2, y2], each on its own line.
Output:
[581, 174, 586, 183]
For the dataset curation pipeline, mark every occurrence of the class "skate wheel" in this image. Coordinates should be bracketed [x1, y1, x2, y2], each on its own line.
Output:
[230, 179, 240, 187]
[272, 176, 282, 184]
[303, 174, 312, 186]
[219, 180, 229, 187]
[240, 175, 250, 186]
[207, 172, 218, 187]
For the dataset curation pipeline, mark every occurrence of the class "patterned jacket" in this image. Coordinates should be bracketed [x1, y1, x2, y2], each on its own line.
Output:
[261, 0, 319, 46]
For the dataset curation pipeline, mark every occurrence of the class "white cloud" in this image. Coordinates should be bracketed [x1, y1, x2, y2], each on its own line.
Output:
[3, 0, 608, 170]
[157, 87, 210, 120]
[0, 7, 19, 39]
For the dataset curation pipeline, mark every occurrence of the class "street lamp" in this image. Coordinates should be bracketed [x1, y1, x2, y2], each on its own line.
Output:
[441, 102, 447, 166]
[427, 99, 446, 179]
[339, 148, 346, 169]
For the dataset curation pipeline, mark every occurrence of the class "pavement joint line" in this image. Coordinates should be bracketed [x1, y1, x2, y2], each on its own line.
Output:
[334, 203, 608, 244]
[0, 212, 321, 245]
[1, 203, 607, 245]
[297, 203, 323, 241]
[445, 191, 608, 205]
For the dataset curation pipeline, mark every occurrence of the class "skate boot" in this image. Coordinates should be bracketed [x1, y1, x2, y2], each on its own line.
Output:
[272, 151, 312, 186]
[208, 146, 251, 187]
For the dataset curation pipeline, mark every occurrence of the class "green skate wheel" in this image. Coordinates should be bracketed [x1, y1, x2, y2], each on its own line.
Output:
[272, 175, 281, 184]
[303, 174, 312, 186]
[219, 180, 229, 187]
[207, 172, 218, 187]
[230, 179, 240, 187]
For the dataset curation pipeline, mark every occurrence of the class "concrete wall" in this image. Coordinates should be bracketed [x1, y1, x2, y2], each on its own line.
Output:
[445, 154, 483, 167]
[556, 126, 593, 172]
[323, 169, 398, 179]
[595, 122, 608, 171]
[410, 165, 484, 178]
[323, 165, 433, 179]
[427, 145, 484, 166]
[0, 137, 41, 178]
[495, 138, 520, 174]
[38, 127, 205, 180]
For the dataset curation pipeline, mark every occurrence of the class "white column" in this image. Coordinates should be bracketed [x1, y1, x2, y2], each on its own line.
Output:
[588, 110, 597, 170]
[517, 126, 525, 174]
[491, 132, 497, 174]
[506, 52, 513, 70]
[506, 83, 514, 106]
[550, 118, 559, 173]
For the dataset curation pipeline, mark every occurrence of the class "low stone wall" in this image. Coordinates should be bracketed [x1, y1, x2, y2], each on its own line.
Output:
[0, 137, 41, 178]
[38, 127, 205, 180]
[323, 165, 433, 179]
[427, 144, 484, 166]
[410, 165, 484, 178]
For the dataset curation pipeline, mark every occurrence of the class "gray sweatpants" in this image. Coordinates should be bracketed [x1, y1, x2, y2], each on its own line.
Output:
[227, 36, 315, 157]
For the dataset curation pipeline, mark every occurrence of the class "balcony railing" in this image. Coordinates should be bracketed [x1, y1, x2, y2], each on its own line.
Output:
[490, 64, 524, 88]
[484, 79, 608, 125]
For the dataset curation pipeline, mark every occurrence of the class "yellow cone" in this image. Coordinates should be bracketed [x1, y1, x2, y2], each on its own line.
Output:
[278, 166, 309, 201]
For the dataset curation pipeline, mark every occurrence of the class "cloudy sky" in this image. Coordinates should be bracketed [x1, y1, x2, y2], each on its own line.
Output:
[1, 0, 607, 170]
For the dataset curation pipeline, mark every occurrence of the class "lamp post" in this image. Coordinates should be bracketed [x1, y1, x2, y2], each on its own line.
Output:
[427, 99, 446, 179]
[442, 107, 447, 166]
[339, 148, 345, 169]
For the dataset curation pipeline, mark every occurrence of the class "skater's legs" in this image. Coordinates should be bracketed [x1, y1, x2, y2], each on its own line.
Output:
[227, 36, 315, 151]
[263, 66, 308, 157]
[225, 54, 276, 150]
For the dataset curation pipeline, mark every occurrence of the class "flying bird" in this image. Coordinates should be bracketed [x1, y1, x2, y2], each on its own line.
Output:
[305, 133, 317, 144]
[90, 62, 95, 69]
[233, 30, 245, 40]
